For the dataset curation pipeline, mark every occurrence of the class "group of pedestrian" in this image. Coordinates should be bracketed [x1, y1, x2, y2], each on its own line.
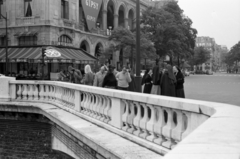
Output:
[141, 61, 185, 98]
[58, 64, 134, 91]
[58, 62, 185, 98]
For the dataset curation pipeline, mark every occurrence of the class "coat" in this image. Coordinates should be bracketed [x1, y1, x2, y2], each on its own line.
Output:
[160, 71, 176, 97]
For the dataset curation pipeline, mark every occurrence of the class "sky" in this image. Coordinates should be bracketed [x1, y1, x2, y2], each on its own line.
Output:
[178, 0, 240, 49]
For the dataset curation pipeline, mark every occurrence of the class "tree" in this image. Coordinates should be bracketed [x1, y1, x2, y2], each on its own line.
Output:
[192, 46, 211, 66]
[108, 27, 156, 70]
[141, 1, 197, 64]
[223, 41, 240, 67]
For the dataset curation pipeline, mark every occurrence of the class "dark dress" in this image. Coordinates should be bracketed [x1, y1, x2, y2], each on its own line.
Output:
[160, 71, 176, 97]
[128, 74, 136, 92]
[143, 74, 153, 94]
[175, 72, 185, 98]
[102, 72, 117, 89]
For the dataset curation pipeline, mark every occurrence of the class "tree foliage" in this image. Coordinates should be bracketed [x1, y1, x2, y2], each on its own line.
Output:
[141, 1, 197, 60]
[108, 27, 157, 60]
[223, 41, 240, 66]
[191, 46, 211, 65]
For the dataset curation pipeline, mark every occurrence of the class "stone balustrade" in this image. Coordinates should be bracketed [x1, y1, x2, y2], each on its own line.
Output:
[8, 80, 209, 150]
[1, 76, 239, 158]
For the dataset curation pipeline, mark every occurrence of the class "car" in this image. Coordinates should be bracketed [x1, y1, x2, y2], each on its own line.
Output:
[189, 70, 195, 75]
[0, 74, 5, 77]
[206, 70, 213, 75]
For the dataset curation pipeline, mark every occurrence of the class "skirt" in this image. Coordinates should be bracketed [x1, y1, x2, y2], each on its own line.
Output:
[176, 88, 185, 98]
[151, 85, 161, 95]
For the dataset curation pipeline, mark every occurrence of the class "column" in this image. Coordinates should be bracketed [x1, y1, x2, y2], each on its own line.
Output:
[125, 18, 129, 29]
[102, 10, 107, 30]
[114, 14, 118, 29]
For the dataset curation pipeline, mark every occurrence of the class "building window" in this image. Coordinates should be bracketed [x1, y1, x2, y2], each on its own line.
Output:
[24, 0, 32, 17]
[19, 36, 37, 46]
[61, 0, 69, 19]
[0, 36, 6, 46]
[0, 0, 3, 19]
[58, 35, 72, 46]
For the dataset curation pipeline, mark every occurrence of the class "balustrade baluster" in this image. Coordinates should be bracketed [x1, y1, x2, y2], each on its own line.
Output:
[153, 107, 166, 145]
[139, 103, 150, 139]
[146, 104, 157, 142]
[82, 93, 89, 114]
[39, 85, 44, 101]
[94, 95, 102, 119]
[127, 102, 136, 134]
[27, 84, 34, 100]
[162, 108, 176, 148]
[122, 100, 130, 131]
[86, 93, 93, 115]
[171, 110, 185, 149]
[71, 90, 75, 108]
[103, 97, 111, 123]
[133, 102, 142, 136]
[17, 84, 22, 100]
[22, 84, 28, 100]
[45, 85, 50, 101]
[80, 93, 86, 113]
[99, 96, 106, 121]
[91, 95, 98, 117]
[33, 85, 39, 100]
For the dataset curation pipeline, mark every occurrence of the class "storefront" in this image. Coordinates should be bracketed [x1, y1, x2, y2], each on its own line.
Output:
[0, 46, 96, 80]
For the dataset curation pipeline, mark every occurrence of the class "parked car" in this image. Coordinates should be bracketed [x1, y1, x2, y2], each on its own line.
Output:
[206, 70, 213, 75]
[189, 70, 195, 75]
[0, 74, 5, 77]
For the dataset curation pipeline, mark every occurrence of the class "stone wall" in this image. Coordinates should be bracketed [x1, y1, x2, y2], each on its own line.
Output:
[0, 118, 73, 159]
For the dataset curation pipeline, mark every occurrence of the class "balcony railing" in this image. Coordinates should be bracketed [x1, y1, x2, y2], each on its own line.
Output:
[0, 77, 239, 158]
[16, 16, 40, 26]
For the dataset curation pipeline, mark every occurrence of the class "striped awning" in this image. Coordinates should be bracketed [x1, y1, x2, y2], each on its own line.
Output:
[14, 31, 38, 37]
[0, 47, 96, 63]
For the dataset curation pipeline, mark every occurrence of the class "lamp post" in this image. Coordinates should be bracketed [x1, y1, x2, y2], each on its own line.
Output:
[0, 12, 8, 76]
[135, 0, 141, 92]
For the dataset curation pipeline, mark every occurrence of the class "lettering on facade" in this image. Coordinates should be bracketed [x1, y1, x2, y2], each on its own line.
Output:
[82, 0, 102, 30]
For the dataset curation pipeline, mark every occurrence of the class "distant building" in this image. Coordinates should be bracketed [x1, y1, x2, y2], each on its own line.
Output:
[195, 36, 228, 72]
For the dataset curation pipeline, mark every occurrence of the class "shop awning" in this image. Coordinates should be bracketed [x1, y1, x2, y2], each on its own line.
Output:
[0, 46, 96, 63]
[14, 31, 38, 37]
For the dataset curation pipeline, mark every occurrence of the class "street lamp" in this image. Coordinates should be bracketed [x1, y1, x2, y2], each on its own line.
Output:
[0, 12, 8, 76]
[135, 0, 142, 92]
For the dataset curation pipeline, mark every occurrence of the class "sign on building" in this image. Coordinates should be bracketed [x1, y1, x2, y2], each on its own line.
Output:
[82, 0, 102, 31]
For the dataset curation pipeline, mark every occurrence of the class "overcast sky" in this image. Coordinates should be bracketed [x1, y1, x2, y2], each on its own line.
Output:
[178, 0, 240, 49]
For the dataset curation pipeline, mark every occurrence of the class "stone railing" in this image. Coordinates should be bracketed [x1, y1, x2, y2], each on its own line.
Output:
[1, 77, 240, 158]
[8, 80, 208, 150]
[15, 16, 40, 26]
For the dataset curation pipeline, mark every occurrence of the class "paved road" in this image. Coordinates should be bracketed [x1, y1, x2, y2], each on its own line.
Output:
[184, 73, 240, 106]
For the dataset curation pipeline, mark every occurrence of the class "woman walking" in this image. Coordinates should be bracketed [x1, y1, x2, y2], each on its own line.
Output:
[173, 66, 185, 98]
[82, 65, 95, 85]
[142, 69, 153, 94]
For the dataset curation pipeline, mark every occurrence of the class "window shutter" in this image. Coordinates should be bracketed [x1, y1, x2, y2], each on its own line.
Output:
[65, 1, 69, 19]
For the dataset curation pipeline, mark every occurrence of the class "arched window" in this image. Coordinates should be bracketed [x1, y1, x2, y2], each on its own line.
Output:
[58, 35, 72, 46]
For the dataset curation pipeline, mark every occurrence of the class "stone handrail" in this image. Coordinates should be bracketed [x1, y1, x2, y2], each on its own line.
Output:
[8, 80, 209, 148]
[1, 77, 240, 158]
